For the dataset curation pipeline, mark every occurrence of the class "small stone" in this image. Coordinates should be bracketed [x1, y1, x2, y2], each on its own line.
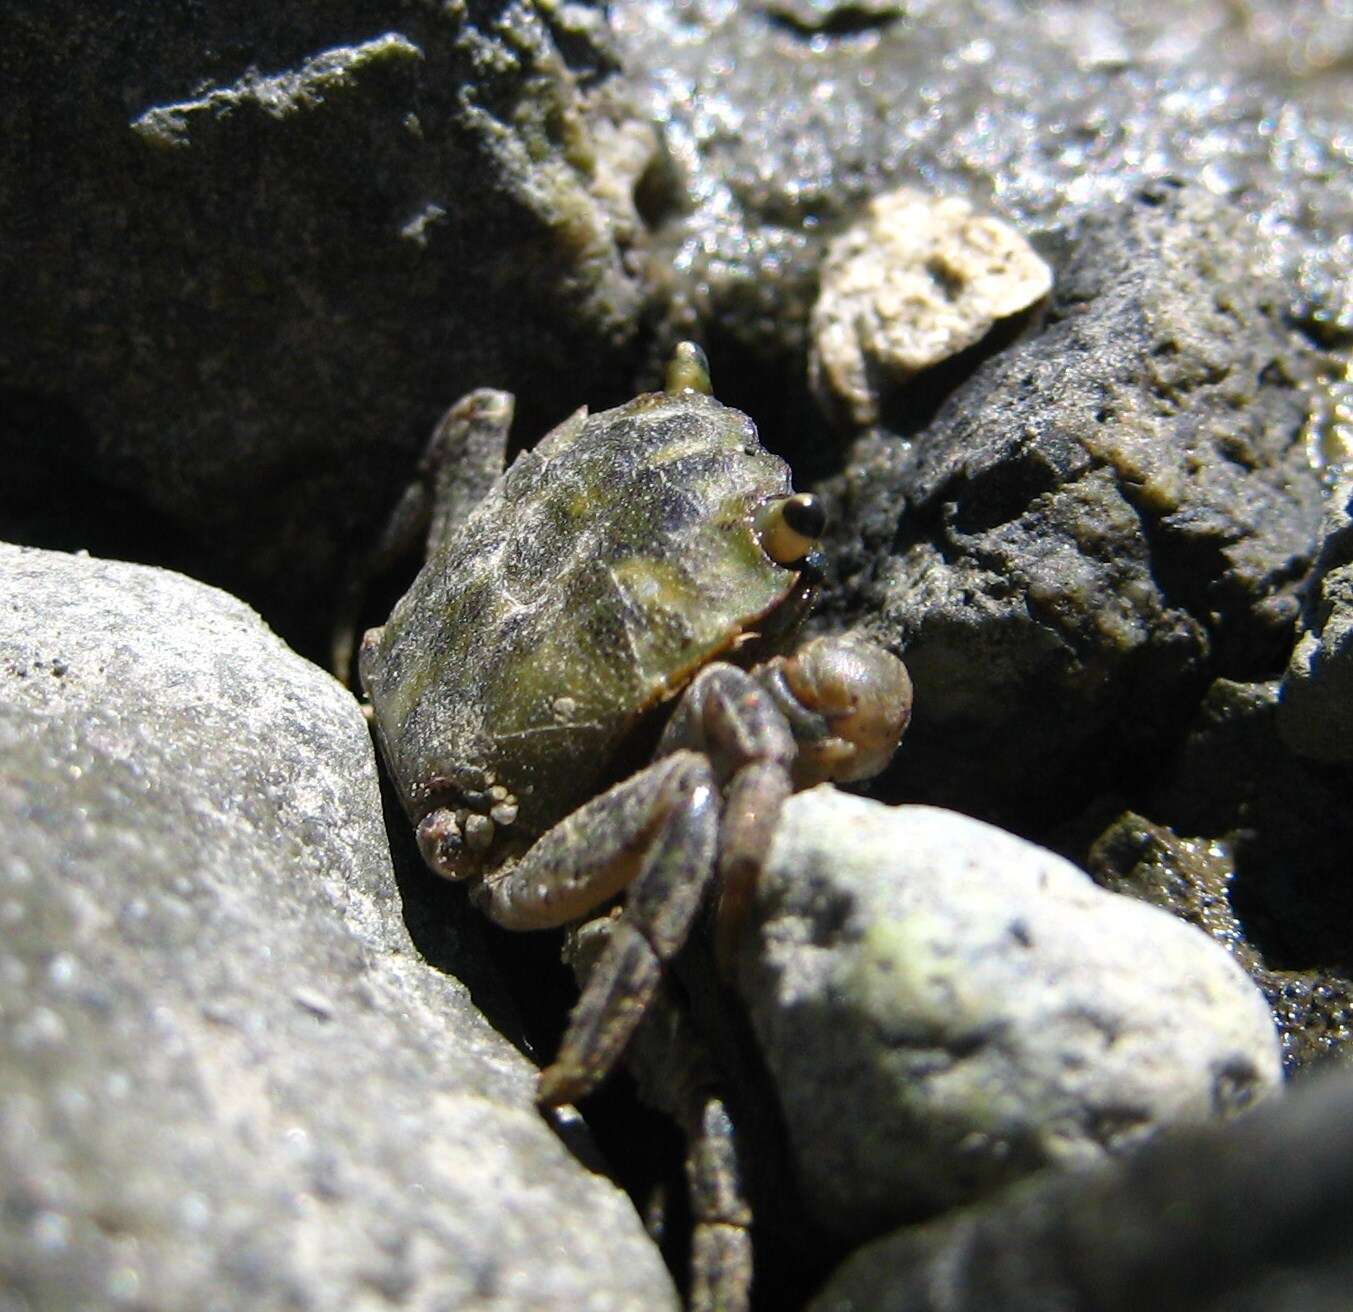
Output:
[809, 188, 1052, 426]
[741, 787, 1282, 1241]
[464, 812, 496, 851]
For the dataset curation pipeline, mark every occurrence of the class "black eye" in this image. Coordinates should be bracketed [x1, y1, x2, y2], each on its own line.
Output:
[782, 493, 826, 540]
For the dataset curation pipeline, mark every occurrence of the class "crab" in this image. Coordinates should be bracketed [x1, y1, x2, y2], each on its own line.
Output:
[358, 343, 912, 1308]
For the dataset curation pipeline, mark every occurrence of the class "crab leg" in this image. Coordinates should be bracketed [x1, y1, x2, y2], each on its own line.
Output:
[657, 661, 799, 971]
[686, 1092, 755, 1312]
[562, 917, 755, 1312]
[333, 389, 513, 681]
[475, 750, 718, 1104]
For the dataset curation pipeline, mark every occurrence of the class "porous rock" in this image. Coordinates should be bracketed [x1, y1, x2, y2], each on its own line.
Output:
[821, 184, 1324, 820]
[811, 1064, 1353, 1312]
[0, 544, 676, 1311]
[740, 787, 1281, 1242]
[808, 188, 1052, 427]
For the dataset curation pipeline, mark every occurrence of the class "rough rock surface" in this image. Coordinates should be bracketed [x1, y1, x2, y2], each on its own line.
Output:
[611, 0, 1351, 439]
[808, 189, 1052, 427]
[1, 4, 656, 656]
[740, 788, 1281, 1242]
[1279, 473, 1353, 762]
[810, 1064, 1353, 1312]
[0, 544, 676, 1311]
[820, 184, 1325, 821]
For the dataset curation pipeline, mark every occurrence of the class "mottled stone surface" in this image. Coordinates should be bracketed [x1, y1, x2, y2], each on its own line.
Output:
[1094, 675, 1353, 1074]
[811, 1064, 1353, 1312]
[741, 788, 1280, 1242]
[1, 3, 656, 656]
[0, 544, 676, 1311]
[820, 185, 1324, 821]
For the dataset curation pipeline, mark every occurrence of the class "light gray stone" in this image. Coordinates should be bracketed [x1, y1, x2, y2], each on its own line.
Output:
[0, 543, 676, 1312]
[741, 787, 1282, 1242]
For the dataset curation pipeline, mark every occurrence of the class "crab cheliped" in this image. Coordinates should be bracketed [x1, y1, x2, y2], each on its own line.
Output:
[359, 343, 912, 1304]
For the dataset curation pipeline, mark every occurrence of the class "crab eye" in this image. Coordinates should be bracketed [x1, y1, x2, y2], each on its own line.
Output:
[756, 492, 826, 566]
[664, 341, 713, 396]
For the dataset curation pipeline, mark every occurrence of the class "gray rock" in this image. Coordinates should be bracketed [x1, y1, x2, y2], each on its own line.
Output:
[741, 788, 1281, 1242]
[1279, 474, 1353, 762]
[810, 1064, 1353, 1312]
[0, 544, 676, 1311]
[1082, 674, 1353, 1075]
[1, 4, 656, 654]
[822, 184, 1324, 819]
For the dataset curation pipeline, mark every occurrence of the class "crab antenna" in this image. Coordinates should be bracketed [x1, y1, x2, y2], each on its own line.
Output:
[665, 341, 713, 396]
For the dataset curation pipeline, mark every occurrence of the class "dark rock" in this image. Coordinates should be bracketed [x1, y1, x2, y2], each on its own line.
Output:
[1088, 810, 1353, 1073]
[1280, 474, 1353, 762]
[819, 186, 1323, 821]
[0, 543, 676, 1311]
[810, 1064, 1353, 1312]
[1, 4, 657, 659]
[1153, 678, 1352, 977]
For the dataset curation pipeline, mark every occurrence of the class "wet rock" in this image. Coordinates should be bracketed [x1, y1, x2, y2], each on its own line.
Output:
[0, 544, 676, 1311]
[808, 189, 1052, 427]
[821, 185, 1324, 821]
[740, 788, 1281, 1243]
[1087, 811, 1353, 1073]
[611, 0, 1351, 439]
[1279, 474, 1353, 763]
[810, 1064, 1353, 1312]
[1088, 674, 1353, 1073]
[1159, 677, 1352, 961]
[1, 4, 656, 657]
[763, 0, 908, 37]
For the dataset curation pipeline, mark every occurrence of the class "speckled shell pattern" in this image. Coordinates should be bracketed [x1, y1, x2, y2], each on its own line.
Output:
[362, 388, 798, 845]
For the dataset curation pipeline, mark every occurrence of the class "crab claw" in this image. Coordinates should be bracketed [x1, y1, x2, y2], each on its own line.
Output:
[765, 633, 913, 785]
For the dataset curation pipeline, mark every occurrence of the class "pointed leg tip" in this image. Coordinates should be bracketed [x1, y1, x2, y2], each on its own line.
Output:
[536, 1062, 595, 1109]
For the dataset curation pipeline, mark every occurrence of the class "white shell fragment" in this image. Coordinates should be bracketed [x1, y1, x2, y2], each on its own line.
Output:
[741, 788, 1283, 1241]
[809, 188, 1053, 426]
